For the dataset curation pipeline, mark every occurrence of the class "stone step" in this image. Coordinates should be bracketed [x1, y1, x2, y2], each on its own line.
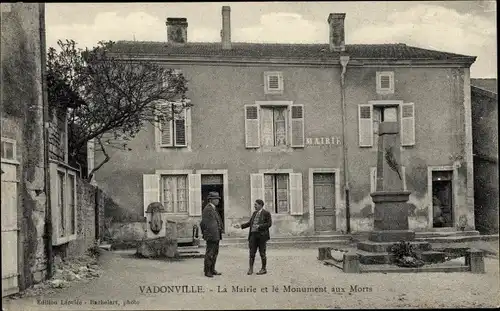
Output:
[357, 241, 431, 253]
[415, 230, 479, 238]
[219, 234, 348, 243]
[416, 235, 498, 243]
[356, 250, 392, 265]
[420, 251, 446, 263]
[201, 239, 352, 248]
[360, 264, 470, 273]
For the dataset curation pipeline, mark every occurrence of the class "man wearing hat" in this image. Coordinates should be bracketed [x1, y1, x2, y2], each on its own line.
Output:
[200, 191, 224, 278]
[234, 199, 272, 275]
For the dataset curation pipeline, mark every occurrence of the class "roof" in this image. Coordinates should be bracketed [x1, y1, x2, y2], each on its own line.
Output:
[471, 78, 497, 94]
[110, 41, 476, 65]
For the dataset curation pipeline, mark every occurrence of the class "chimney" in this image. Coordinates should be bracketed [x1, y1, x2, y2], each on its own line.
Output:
[166, 18, 188, 44]
[221, 6, 231, 49]
[328, 13, 346, 52]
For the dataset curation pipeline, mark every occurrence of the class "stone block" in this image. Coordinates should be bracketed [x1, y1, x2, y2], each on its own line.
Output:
[136, 237, 179, 258]
[372, 203, 410, 231]
[369, 230, 416, 242]
[343, 252, 360, 273]
[421, 251, 446, 263]
[466, 248, 485, 274]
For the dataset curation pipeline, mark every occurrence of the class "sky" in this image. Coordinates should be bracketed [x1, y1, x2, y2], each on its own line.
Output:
[46, 1, 497, 78]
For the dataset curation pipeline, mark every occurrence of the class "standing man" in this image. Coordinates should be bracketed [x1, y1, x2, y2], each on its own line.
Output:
[234, 199, 272, 275]
[200, 192, 223, 278]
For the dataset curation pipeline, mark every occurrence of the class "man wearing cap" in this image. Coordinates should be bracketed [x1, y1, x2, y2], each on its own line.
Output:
[200, 192, 224, 278]
[234, 199, 272, 275]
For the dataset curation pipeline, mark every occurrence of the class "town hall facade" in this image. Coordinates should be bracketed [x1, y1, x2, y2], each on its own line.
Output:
[92, 7, 476, 238]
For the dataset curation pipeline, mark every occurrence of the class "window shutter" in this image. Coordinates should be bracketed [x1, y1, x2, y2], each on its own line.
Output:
[290, 105, 305, 147]
[143, 174, 160, 216]
[358, 104, 373, 147]
[250, 173, 264, 215]
[289, 173, 303, 215]
[174, 106, 187, 147]
[49, 163, 60, 244]
[402, 166, 407, 191]
[370, 167, 377, 193]
[157, 103, 173, 147]
[245, 105, 260, 148]
[188, 174, 202, 216]
[401, 103, 415, 146]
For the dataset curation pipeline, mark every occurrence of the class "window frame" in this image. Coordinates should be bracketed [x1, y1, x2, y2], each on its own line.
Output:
[264, 71, 284, 94]
[155, 101, 191, 150]
[361, 100, 404, 148]
[160, 174, 189, 215]
[50, 162, 78, 246]
[259, 169, 293, 215]
[427, 165, 459, 230]
[1, 137, 17, 163]
[376, 71, 395, 95]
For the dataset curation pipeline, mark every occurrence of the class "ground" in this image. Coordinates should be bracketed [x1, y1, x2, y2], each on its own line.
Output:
[3, 246, 499, 310]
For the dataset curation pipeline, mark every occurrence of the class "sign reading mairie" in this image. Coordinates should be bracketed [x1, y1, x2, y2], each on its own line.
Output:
[306, 136, 342, 146]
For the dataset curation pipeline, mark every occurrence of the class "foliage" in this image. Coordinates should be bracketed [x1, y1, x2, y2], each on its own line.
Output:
[389, 241, 425, 268]
[46, 39, 190, 179]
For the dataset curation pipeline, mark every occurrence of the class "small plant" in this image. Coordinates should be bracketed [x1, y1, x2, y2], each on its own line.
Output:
[389, 241, 424, 268]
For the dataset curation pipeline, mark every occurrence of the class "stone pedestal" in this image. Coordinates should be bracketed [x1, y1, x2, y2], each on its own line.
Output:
[136, 237, 178, 258]
[343, 252, 360, 273]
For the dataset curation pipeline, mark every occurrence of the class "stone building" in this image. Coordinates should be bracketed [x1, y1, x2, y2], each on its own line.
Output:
[1, 3, 103, 296]
[94, 7, 477, 240]
[471, 78, 498, 234]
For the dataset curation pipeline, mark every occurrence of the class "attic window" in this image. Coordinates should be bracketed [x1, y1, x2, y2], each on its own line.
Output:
[264, 72, 284, 94]
[376, 71, 395, 95]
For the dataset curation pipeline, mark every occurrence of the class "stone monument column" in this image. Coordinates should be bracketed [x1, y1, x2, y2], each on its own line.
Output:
[370, 107, 414, 242]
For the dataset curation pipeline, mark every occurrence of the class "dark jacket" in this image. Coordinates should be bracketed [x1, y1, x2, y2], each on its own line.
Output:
[200, 203, 223, 242]
[241, 209, 272, 241]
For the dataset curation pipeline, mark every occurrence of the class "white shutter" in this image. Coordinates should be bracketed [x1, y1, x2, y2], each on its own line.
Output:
[358, 104, 373, 147]
[290, 105, 305, 147]
[250, 173, 264, 215]
[289, 173, 303, 215]
[174, 106, 187, 147]
[402, 166, 407, 191]
[245, 105, 260, 148]
[370, 167, 377, 193]
[158, 103, 173, 147]
[401, 103, 415, 146]
[143, 174, 160, 216]
[188, 174, 202, 216]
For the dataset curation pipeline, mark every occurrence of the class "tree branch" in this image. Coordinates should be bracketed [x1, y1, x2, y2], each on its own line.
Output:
[87, 138, 110, 182]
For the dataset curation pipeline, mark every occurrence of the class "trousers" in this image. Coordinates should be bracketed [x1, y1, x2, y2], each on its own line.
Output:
[204, 241, 220, 274]
[249, 233, 267, 260]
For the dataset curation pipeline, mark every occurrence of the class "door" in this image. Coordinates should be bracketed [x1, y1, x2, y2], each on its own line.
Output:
[432, 171, 454, 228]
[1, 161, 19, 296]
[313, 173, 336, 232]
[201, 175, 224, 233]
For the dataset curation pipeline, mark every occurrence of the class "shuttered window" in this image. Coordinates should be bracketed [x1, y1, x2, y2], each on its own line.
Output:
[251, 173, 303, 215]
[401, 103, 415, 146]
[157, 102, 189, 148]
[376, 71, 395, 94]
[161, 175, 188, 213]
[50, 164, 77, 245]
[264, 174, 289, 214]
[261, 107, 287, 147]
[358, 104, 373, 147]
[264, 72, 284, 94]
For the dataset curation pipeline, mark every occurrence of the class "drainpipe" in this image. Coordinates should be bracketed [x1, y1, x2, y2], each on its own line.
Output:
[40, 3, 53, 279]
[339, 55, 350, 233]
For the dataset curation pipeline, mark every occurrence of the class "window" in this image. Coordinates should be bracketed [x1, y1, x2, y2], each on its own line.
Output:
[250, 172, 303, 215]
[50, 163, 77, 245]
[156, 102, 189, 148]
[376, 71, 395, 95]
[261, 107, 287, 147]
[161, 175, 188, 214]
[264, 174, 289, 214]
[1, 138, 16, 161]
[359, 101, 414, 148]
[264, 71, 284, 94]
[245, 103, 305, 149]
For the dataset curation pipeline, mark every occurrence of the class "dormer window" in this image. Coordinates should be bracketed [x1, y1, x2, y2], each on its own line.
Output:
[264, 71, 284, 94]
[376, 71, 395, 95]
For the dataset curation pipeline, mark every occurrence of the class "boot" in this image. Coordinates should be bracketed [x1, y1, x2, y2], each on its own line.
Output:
[247, 257, 255, 275]
[256, 257, 267, 275]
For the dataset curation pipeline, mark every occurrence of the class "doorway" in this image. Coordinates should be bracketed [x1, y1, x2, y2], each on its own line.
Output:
[201, 174, 224, 233]
[313, 173, 336, 232]
[432, 171, 454, 228]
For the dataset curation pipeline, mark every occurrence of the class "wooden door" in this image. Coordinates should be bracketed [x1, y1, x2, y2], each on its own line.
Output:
[313, 173, 336, 232]
[1, 161, 19, 296]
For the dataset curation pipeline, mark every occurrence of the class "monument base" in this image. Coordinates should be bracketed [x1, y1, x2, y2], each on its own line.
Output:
[369, 230, 416, 242]
[371, 190, 411, 231]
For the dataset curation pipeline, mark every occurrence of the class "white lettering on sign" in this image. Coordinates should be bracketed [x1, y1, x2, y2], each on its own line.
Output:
[306, 137, 342, 146]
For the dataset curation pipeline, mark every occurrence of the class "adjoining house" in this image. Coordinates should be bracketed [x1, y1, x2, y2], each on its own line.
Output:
[471, 78, 498, 234]
[1, 3, 104, 297]
[93, 7, 477, 241]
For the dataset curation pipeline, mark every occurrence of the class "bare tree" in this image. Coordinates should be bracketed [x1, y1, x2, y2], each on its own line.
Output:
[47, 39, 190, 180]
